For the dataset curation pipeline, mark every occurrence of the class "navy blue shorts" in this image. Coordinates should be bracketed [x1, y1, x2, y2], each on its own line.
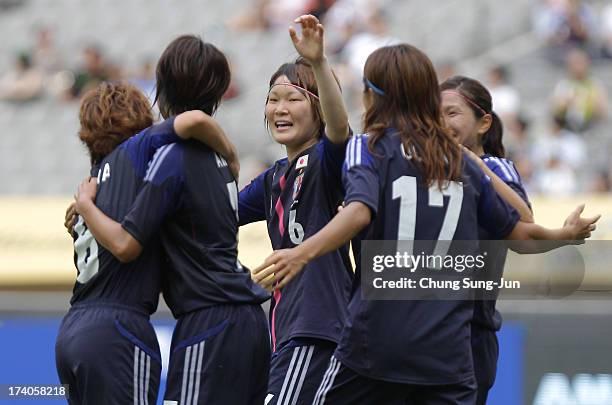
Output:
[471, 325, 499, 405]
[55, 302, 161, 405]
[265, 338, 335, 405]
[162, 304, 270, 405]
[314, 356, 477, 405]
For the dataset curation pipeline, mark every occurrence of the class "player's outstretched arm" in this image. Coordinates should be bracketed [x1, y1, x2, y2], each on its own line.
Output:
[174, 110, 240, 180]
[505, 204, 600, 253]
[252, 201, 371, 289]
[463, 146, 533, 222]
[290, 14, 349, 144]
[74, 177, 143, 263]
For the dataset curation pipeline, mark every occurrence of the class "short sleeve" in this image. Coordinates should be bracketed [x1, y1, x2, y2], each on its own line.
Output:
[483, 156, 531, 207]
[121, 143, 184, 245]
[477, 173, 521, 239]
[238, 168, 270, 226]
[342, 134, 379, 215]
[318, 128, 351, 187]
[120, 116, 179, 178]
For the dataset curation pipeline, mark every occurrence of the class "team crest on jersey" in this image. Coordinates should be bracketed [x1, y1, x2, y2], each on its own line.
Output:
[292, 172, 304, 200]
[296, 154, 309, 169]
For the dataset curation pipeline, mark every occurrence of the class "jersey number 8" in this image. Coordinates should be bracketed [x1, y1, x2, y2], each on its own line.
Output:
[73, 216, 100, 283]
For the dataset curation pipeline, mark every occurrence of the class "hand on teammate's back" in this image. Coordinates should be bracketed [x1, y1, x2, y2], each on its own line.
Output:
[64, 202, 77, 235]
[74, 177, 98, 214]
[252, 248, 309, 290]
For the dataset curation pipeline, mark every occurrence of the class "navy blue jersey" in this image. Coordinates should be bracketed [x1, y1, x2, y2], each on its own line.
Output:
[335, 131, 520, 384]
[474, 154, 531, 331]
[122, 140, 269, 318]
[239, 134, 353, 351]
[70, 118, 180, 314]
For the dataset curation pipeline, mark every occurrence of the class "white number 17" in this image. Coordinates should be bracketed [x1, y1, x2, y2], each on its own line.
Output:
[392, 176, 463, 257]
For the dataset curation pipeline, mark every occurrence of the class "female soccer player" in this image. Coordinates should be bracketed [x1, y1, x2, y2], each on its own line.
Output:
[252, 44, 598, 404]
[71, 36, 271, 405]
[440, 75, 598, 404]
[56, 81, 236, 405]
[238, 15, 353, 404]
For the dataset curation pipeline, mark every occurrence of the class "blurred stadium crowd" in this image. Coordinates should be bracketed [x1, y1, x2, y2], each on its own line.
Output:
[0, 0, 611, 195]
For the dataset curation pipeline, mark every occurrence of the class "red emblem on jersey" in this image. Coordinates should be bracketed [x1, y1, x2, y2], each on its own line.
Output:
[296, 154, 309, 169]
[292, 172, 304, 200]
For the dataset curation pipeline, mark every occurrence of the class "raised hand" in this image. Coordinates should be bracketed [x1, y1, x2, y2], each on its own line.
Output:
[563, 203, 601, 240]
[289, 14, 325, 64]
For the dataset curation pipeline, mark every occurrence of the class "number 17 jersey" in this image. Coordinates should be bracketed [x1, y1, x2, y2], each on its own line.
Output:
[337, 131, 520, 385]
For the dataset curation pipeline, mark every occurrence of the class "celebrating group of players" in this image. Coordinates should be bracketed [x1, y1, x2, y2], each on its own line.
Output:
[58, 14, 599, 405]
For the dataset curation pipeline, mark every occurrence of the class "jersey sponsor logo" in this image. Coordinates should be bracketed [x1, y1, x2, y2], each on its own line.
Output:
[296, 154, 309, 169]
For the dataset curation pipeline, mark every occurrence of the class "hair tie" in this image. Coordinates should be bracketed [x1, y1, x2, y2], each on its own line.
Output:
[363, 77, 385, 96]
[268, 83, 319, 100]
[442, 90, 487, 116]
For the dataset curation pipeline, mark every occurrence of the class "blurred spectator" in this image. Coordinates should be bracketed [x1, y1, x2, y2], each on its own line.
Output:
[228, 0, 332, 31]
[436, 60, 456, 83]
[130, 59, 156, 101]
[601, 3, 612, 58]
[32, 27, 62, 73]
[227, 0, 272, 31]
[534, 0, 598, 61]
[0, 52, 44, 102]
[323, 0, 380, 53]
[504, 116, 535, 189]
[488, 65, 521, 119]
[551, 48, 607, 132]
[68, 45, 112, 99]
[0, 0, 24, 11]
[340, 8, 399, 81]
[532, 116, 586, 170]
[304, 0, 336, 19]
[505, 116, 531, 161]
[588, 170, 611, 193]
[533, 156, 578, 196]
[222, 58, 242, 102]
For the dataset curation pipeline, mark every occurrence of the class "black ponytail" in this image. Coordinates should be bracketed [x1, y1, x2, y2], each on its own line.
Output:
[482, 111, 505, 157]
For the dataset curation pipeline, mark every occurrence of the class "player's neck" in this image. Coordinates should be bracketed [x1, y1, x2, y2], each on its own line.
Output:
[286, 138, 317, 162]
[473, 145, 485, 157]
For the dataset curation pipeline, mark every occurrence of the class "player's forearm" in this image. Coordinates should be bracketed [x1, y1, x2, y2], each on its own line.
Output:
[77, 200, 142, 262]
[296, 201, 370, 262]
[481, 164, 533, 223]
[506, 222, 569, 253]
[174, 110, 237, 162]
[310, 57, 349, 143]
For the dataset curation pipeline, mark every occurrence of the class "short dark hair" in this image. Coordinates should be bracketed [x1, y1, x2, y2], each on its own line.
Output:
[154, 35, 230, 118]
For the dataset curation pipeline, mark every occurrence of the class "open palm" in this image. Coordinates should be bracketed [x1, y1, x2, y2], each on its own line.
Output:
[290, 14, 325, 64]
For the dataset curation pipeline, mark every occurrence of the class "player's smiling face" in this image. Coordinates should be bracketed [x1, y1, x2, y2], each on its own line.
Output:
[265, 75, 319, 151]
[441, 91, 482, 151]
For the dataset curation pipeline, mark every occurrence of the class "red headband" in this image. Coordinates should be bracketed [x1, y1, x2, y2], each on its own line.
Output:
[442, 89, 488, 116]
[268, 83, 320, 101]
